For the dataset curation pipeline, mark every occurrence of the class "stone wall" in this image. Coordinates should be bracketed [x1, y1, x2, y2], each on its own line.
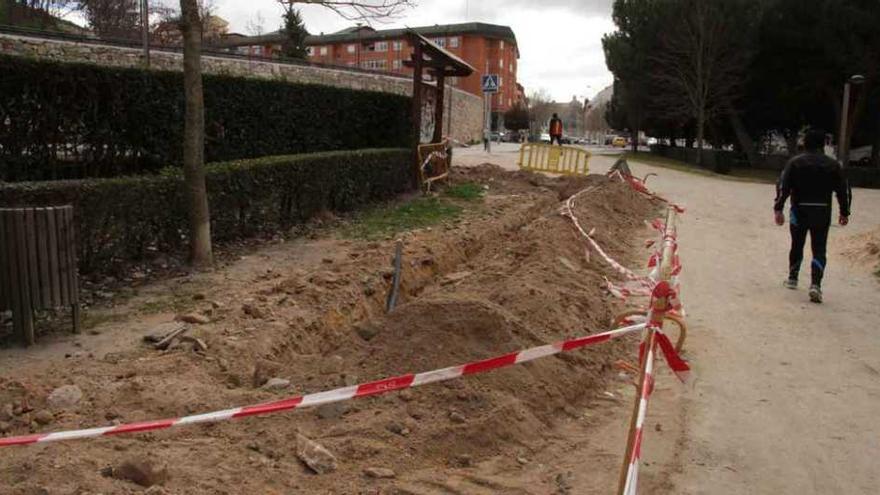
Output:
[0, 32, 483, 144]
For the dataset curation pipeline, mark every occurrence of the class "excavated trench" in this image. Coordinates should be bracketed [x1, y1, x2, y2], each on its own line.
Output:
[0, 165, 659, 495]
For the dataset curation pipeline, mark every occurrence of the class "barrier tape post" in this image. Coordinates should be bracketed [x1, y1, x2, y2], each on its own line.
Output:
[617, 206, 678, 495]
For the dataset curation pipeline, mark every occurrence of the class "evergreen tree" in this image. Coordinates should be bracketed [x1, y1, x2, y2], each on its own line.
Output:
[281, 5, 308, 59]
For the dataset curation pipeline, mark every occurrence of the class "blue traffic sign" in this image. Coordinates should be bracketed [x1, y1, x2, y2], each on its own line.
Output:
[481, 74, 500, 93]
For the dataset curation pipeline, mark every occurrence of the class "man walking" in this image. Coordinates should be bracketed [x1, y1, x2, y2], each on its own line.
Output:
[774, 129, 852, 303]
[549, 113, 564, 146]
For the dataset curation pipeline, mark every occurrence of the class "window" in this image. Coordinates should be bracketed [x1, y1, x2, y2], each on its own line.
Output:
[392, 40, 403, 51]
[432, 37, 446, 48]
[375, 41, 388, 52]
[500, 40, 505, 49]
[449, 36, 459, 48]
[347, 44, 356, 54]
[320, 46, 328, 56]
[361, 59, 387, 70]
[499, 59, 504, 69]
[392, 59, 401, 70]
[499, 76, 503, 88]
[306, 47, 314, 56]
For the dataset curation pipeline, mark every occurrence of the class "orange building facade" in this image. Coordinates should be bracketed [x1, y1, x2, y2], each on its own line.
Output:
[223, 23, 522, 113]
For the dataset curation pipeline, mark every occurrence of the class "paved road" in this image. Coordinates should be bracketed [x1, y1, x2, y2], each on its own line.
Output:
[455, 144, 880, 494]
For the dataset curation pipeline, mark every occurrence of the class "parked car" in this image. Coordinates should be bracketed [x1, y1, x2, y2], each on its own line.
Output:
[849, 146, 873, 166]
[612, 136, 628, 148]
[540, 133, 551, 143]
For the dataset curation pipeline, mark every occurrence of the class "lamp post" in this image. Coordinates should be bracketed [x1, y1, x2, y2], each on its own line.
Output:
[838, 74, 865, 166]
[141, 0, 150, 68]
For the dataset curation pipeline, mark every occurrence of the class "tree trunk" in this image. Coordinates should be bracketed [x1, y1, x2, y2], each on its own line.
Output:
[728, 111, 759, 168]
[180, 0, 213, 268]
[872, 108, 880, 167]
[696, 110, 705, 167]
[785, 132, 798, 156]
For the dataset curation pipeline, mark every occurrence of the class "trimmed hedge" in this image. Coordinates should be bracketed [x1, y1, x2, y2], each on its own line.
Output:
[0, 149, 413, 272]
[0, 54, 412, 181]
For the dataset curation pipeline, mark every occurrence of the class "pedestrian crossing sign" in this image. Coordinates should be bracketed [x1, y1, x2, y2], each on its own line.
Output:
[481, 74, 500, 93]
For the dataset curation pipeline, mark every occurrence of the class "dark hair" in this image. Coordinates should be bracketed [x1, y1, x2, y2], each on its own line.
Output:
[552, 113, 559, 118]
[804, 129, 825, 151]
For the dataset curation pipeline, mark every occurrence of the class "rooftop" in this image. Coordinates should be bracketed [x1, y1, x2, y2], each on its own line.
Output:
[218, 22, 519, 56]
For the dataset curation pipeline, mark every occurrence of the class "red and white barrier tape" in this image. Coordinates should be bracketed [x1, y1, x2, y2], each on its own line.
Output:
[560, 187, 655, 290]
[609, 170, 686, 214]
[0, 322, 658, 448]
[623, 329, 657, 495]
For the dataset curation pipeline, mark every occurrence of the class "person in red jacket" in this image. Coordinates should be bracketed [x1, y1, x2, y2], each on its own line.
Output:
[549, 113, 563, 145]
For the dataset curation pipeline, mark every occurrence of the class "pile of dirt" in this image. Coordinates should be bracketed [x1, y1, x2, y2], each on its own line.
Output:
[839, 227, 880, 275]
[0, 165, 660, 494]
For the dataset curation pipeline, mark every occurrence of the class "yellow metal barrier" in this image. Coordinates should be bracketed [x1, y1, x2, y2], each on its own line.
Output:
[518, 143, 590, 175]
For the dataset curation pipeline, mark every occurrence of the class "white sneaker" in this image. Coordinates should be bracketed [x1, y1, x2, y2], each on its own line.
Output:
[809, 285, 823, 304]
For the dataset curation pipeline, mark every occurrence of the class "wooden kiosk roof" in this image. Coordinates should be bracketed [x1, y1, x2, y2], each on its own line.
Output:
[403, 31, 476, 78]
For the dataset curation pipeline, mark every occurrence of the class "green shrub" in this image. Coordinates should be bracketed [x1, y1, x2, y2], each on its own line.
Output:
[0, 149, 413, 272]
[0, 54, 412, 181]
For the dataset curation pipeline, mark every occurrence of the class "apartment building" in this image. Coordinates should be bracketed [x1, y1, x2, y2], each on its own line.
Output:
[222, 22, 521, 114]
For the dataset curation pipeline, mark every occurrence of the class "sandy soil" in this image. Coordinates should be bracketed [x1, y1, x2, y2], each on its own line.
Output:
[4, 141, 878, 494]
[0, 165, 665, 494]
[457, 143, 880, 494]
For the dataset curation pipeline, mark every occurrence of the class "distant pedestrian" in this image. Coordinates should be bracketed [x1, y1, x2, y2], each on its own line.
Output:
[549, 113, 564, 146]
[774, 129, 852, 303]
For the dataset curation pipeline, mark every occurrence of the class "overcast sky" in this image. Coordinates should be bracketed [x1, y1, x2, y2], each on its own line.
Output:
[206, 0, 616, 102]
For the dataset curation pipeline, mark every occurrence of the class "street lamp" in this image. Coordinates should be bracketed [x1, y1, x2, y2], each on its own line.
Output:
[838, 74, 865, 166]
[141, 0, 150, 68]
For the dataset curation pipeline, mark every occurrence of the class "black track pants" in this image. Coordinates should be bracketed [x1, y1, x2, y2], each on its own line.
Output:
[788, 206, 831, 286]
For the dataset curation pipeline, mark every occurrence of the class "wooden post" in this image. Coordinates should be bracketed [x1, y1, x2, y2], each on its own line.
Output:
[433, 72, 446, 144]
[411, 39, 424, 148]
[617, 207, 677, 495]
[410, 38, 424, 188]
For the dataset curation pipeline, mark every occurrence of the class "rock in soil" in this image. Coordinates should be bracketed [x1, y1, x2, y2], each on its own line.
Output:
[364, 467, 397, 479]
[33, 410, 53, 425]
[242, 303, 267, 319]
[1, 403, 13, 421]
[316, 402, 349, 420]
[319, 355, 344, 375]
[354, 321, 381, 341]
[111, 459, 169, 487]
[449, 411, 467, 424]
[175, 313, 210, 325]
[0, 421, 11, 433]
[252, 359, 282, 388]
[47, 385, 83, 410]
[295, 433, 338, 474]
[262, 378, 291, 391]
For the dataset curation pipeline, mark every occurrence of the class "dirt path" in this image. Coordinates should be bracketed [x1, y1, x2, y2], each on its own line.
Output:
[457, 144, 880, 494]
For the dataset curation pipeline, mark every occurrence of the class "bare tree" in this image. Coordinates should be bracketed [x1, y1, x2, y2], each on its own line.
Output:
[650, 0, 751, 167]
[245, 11, 267, 36]
[280, 0, 414, 22]
[176, 0, 413, 269]
[527, 88, 554, 137]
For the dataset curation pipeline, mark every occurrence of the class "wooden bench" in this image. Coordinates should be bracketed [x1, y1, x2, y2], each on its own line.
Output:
[0, 206, 80, 345]
[417, 140, 452, 193]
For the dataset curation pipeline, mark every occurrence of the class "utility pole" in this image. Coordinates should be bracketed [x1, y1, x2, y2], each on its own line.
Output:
[141, 0, 150, 68]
